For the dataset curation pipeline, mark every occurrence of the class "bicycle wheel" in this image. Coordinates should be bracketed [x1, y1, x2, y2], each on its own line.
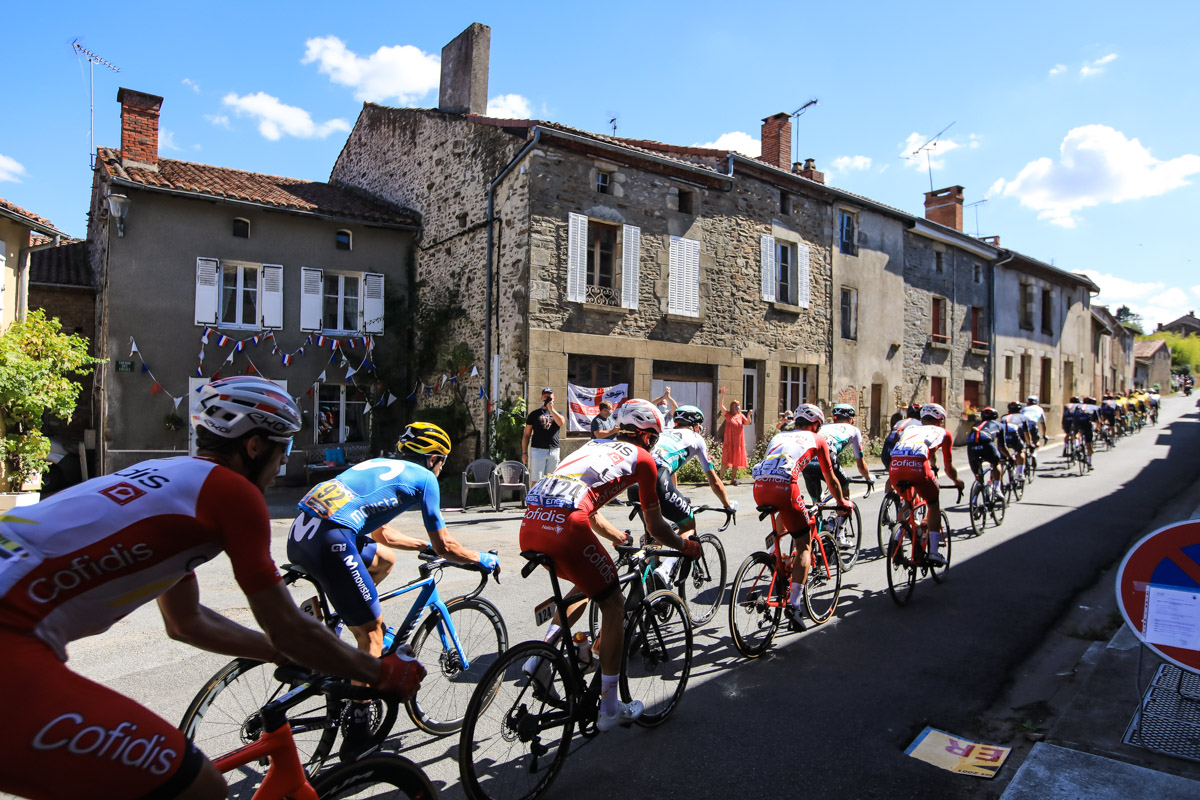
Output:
[929, 512, 952, 584]
[1076, 449, 1087, 476]
[677, 533, 726, 626]
[988, 483, 1007, 527]
[406, 597, 509, 735]
[458, 641, 574, 800]
[622, 589, 692, 727]
[179, 658, 337, 781]
[312, 754, 439, 799]
[727, 551, 782, 658]
[876, 492, 902, 557]
[1007, 464, 1024, 502]
[803, 533, 843, 624]
[886, 524, 917, 606]
[835, 504, 863, 572]
[968, 480, 987, 537]
[1027, 450, 1038, 482]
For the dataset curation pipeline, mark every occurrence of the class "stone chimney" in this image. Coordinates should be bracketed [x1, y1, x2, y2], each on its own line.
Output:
[759, 112, 791, 170]
[795, 157, 825, 184]
[439, 23, 490, 115]
[924, 185, 964, 231]
[117, 88, 164, 171]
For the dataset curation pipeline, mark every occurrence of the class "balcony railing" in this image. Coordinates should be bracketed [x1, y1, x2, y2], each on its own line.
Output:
[585, 284, 619, 307]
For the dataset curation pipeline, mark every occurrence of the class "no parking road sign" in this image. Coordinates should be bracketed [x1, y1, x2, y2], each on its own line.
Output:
[1117, 520, 1200, 674]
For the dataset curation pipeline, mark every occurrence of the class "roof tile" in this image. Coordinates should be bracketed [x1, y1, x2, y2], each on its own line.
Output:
[29, 240, 93, 288]
[0, 197, 61, 234]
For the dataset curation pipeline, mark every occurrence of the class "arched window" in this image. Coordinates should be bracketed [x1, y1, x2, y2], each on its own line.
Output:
[233, 218, 250, 238]
[336, 229, 352, 251]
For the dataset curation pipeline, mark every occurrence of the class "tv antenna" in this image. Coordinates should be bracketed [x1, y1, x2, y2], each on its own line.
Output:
[790, 99, 818, 162]
[965, 198, 988, 236]
[906, 121, 955, 192]
[71, 38, 120, 169]
[607, 113, 619, 136]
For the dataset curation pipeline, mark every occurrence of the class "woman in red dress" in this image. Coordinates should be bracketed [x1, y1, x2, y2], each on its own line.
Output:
[718, 386, 754, 485]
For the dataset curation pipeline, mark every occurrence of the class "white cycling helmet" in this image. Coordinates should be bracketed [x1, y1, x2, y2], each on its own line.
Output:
[192, 376, 302, 439]
[920, 403, 947, 423]
[794, 403, 825, 426]
[1026, 395, 1038, 404]
[615, 398, 664, 434]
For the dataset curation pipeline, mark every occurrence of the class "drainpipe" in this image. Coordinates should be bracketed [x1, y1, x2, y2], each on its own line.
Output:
[990, 249, 1016, 405]
[484, 127, 541, 456]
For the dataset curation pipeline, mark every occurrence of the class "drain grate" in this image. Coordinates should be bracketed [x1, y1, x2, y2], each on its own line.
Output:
[1124, 664, 1200, 762]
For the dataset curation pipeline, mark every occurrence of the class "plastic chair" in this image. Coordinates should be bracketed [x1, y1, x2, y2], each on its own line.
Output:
[461, 458, 498, 511]
[490, 460, 529, 511]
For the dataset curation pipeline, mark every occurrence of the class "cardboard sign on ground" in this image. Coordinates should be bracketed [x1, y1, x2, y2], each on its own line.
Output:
[906, 726, 1012, 777]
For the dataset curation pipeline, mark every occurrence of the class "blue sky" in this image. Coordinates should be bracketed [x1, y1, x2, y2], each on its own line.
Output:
[5, 0, 1199, 327]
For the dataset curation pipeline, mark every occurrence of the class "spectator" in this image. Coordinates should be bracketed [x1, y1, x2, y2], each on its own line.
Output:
[718, 386, 754, 485]
[652, 387, 679, 429]
[776, 409, 796, 433]
[523, 387, 565, 482]
[590, 401, 617, 439]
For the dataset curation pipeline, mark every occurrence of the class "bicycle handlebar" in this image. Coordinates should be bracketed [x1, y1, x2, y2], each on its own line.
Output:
[418, 547, 501, 587]
[847, 476, 875, 499]
[692, 503, 737, 531]
[272, 664, 404, 703]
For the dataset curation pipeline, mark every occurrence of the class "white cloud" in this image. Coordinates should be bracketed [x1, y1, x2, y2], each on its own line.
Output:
[831, 155, 872, 171]
[222, 92, 350, 141]
[1192, 285, 1200, 299]
[302, 35, 440, 104]
[1081, 270, 1191, 328]
[989, 125, 1200, 228]
[0, 153, 26, 183]
[1049, 64, 1067, 76]
[968, 133, 983, 149]
[159, 130, 183, 152]
[205, 113, 231, 129]
[900, 132, 969, 171]
[182, 78, 200, 93]
[692, 131, 759, 157]
[1081, 53, 1118, 78]
[485, 94, 532, 119]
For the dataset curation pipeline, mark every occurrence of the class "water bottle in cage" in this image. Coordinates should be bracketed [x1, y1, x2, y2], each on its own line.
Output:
[573, 632, 594, 672]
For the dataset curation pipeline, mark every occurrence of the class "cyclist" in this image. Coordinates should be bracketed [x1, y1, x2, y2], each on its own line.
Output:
[1022, 394, 1047, 448]
[287, 421, 499, 750]
[1077, 396, 1100, 469]
[1115, 392, 1130, 435]
[886, 403, 964, 568]
[752, 404, 851, 628]
[520, 399, 699, 732]
[880, 402, 923, 496]
[966, 407, 1011, 495]
[1099, 394, 1119, 442]
[1061, 396, 1082, 457]
[1001, 401, 1032, 482]
[1148, 385, 1161, 424]
[0, 376, 425, 800]
[802, 403, 874, 506]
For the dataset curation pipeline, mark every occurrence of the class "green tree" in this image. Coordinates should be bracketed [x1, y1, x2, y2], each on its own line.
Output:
[1142, 331, 1200, 380]
[0, 310, 97, 491]
[1116, 305, 1144, 334]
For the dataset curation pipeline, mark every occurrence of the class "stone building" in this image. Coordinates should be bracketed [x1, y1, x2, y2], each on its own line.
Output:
[1090, 305, 1135, 396]
[0, 197, 68, 329]
[88, 88, 419, 476]
[1157, 311, 1200, 337]
[1133, 339, 1171, 390]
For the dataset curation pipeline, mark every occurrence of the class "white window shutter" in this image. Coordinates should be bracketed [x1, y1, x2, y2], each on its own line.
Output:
[683, 238, 700, 317]
[567, 213, 587, 302]
[363, 272, 385, 334]
[260, 264, 284, 329]
[760, 235, 776, 302]
[621, 224, 640, 310]
[195, 258, 219, 325]
[300, 267, 324, 332]
[668, 235, 683, 315]
[796, 241, 811, 309]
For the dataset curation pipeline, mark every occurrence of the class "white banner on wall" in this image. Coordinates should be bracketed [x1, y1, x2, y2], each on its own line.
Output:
[567, 383, 629, 433]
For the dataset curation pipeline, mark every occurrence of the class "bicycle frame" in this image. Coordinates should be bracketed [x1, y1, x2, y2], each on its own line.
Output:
[211, 682, 320, 800]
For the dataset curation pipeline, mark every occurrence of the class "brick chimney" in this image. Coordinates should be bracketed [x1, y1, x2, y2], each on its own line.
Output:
[795, 157, 825, 184]
[117, 88, 164, 171]
[759, 112, 791, 170]
[439, 23, 490, 115]
[979, 235, 1000, 247]
[924, 185, 964, 231]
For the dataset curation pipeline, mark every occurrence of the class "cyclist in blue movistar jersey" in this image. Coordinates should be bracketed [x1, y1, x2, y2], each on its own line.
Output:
[287, 422, 499, 747]
[801, 404, 874, 503]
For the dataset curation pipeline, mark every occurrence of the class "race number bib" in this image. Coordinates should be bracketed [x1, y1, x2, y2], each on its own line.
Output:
[527, 476, 589, 509]
[300, 479, 356, 519]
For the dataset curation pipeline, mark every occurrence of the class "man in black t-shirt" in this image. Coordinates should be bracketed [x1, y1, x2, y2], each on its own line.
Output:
[522, 387, 566, 482]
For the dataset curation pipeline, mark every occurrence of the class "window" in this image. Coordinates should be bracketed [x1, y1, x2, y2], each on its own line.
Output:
[220, 263, 260, 329]
[1041, 288, 1054, 334]
[838, 211, 857, 255]
[970, 306, 985, 347]
[1020, 284, 1035, 331]
[566, 214, 640, 309]
[323, 273, 361, 333]
[300, 268, 385, 334]
[779, 365, 808, 413]
[935, 251, 944, 273]
[336, 230, 352, 251]
[1005, 355, 1014, 380]
[964, 380, 981, 412]
[973, 263, 982, 283]
[780, 191, 792, 215]
[931, 297, 948, 343]
[1041, 357, 1053, 403]
[568, 354, 627, 388]
[586, 221, 618, 305]
[930, 376, 945, 406]
[776, 241, 794, 305]
[760, 234, 811, 307]
[668, 235, 701, 317]
[316, 384, 368, 445]
[596, 171, 611, 194]
[678, 189, 694, 214]
[232, 218, 250, 238]
[840, 287, 858, 340]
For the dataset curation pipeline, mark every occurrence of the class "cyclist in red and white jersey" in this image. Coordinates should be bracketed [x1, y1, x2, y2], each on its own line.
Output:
[520, 399, 699, 732]
[886, 403, 964, 568]
[752, 404, 851, 628]
[0, 377, 425, 800]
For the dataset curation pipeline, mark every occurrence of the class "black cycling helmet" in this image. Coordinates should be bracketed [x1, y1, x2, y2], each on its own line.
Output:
[672, 405, 705, 427]
[1069, 396, 1081, 404]
[1007, 401, 1022, 413]
[981, 406, 998, 421]
[1083, 396, 1097, 404]
[905, 402, 922, 419]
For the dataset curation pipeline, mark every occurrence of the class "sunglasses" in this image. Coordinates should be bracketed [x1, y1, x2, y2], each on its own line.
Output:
[267, 435, 294, 457]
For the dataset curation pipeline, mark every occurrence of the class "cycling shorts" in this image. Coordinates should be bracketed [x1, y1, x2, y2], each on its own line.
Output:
[626, 467, 693, 525]
[752, 479, 813, 542]
[801, 461, 849, 504]
[967, 445, 1001, 477]
[1004, 434, 1024, 453]
[887, 455, 940, 507]
[286, 514, 382, 626]
[519, 506, 618, 600]
[0, 630, 204, 800]
[1077, 422, 1094, 443]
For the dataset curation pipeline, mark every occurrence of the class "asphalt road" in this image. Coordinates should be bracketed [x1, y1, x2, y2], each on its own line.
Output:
[63, 397, 1200, 800]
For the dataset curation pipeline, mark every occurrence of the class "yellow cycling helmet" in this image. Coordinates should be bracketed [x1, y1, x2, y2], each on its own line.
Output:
[397, 422, 451, 456]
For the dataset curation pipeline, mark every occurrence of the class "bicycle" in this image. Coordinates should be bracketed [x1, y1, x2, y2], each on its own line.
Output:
[727, 503, 842, 658]
[1025, 443, 1038, 483]
[810, 477, 872, 572]
[967, 464, 1006, 536]
[181, 550, 507, 778]
[877, 486, 903, 558]
[883, 481, 961, 607]
[208, 664, 438, 800]
[457, 544, 693, 800]
[1000, 457, 1024, 503]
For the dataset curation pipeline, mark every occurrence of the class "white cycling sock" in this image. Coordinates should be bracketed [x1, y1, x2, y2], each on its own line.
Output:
[656, 556, 679, 583]
[543, 623, 561, 643]
[1017, 465, 1025, 477]
[600, 673, 620, 717]
[929, 529, 942, 556]
[789, 583, 803, 609]
[523, 624, 563, 675]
